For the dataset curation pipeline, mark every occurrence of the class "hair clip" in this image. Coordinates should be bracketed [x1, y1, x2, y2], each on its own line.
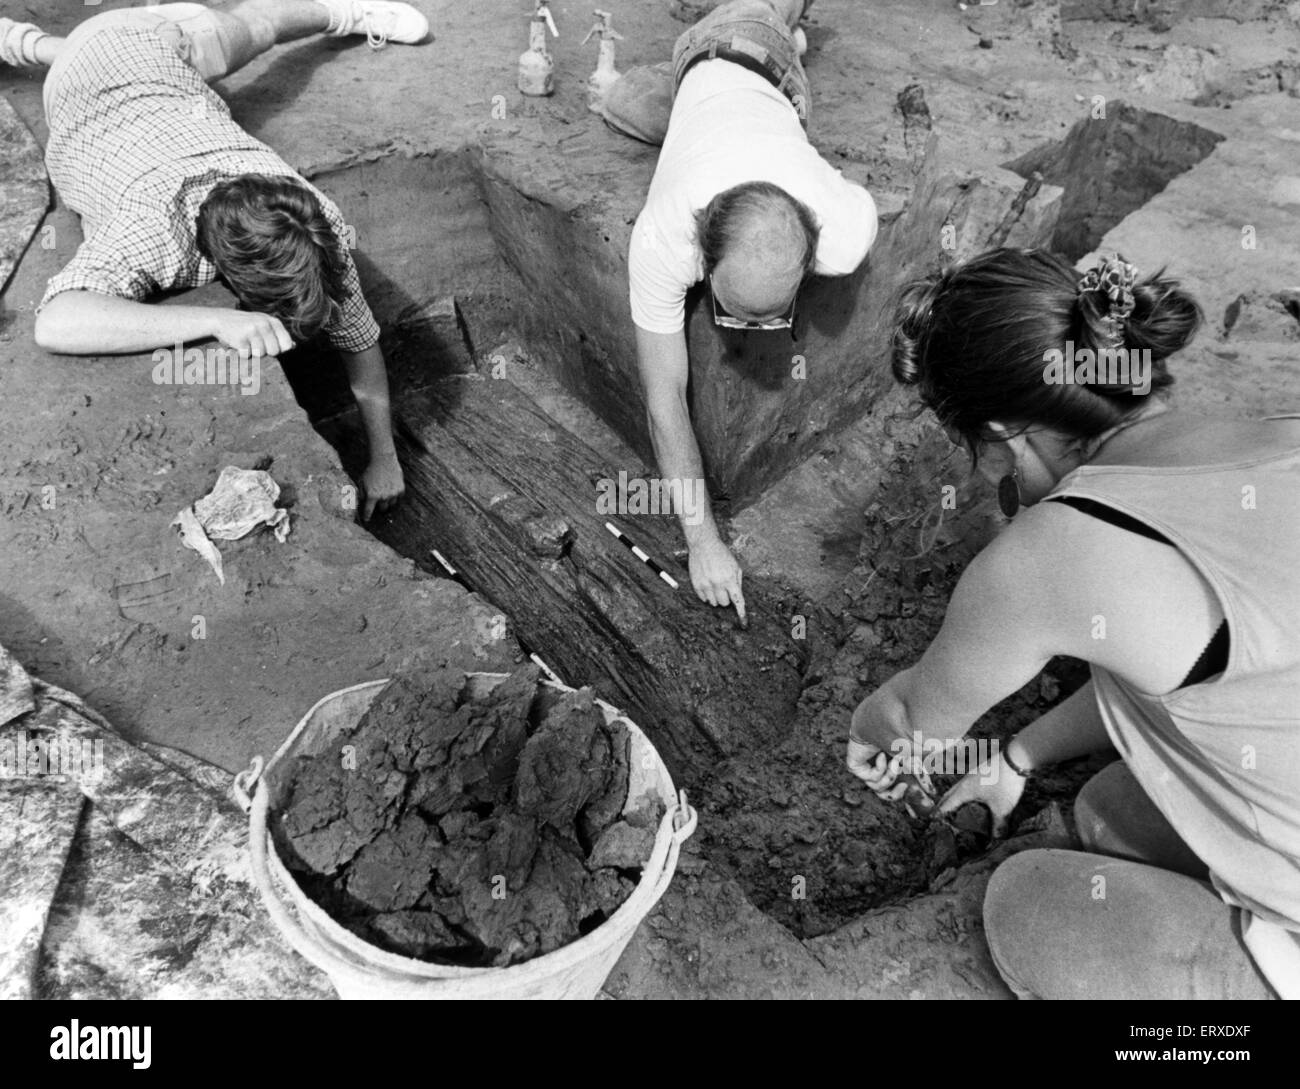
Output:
[1078, 255, 1138, 342]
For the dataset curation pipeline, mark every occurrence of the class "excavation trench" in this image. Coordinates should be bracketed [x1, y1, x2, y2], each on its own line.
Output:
[280, 110, 1216, 935]
[1005, 102, 1224, 261]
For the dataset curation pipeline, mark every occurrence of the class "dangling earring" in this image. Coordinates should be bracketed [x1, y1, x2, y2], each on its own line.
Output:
[997, 467, 1022, 518]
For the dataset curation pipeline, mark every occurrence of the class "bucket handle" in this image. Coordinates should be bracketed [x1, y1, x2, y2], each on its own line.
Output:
[232, 755, 263, 814]
[644, 790, 697, 902]
[668, 789, 697, 842]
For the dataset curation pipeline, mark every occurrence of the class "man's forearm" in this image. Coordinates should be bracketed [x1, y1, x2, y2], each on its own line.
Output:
[633, 323, 723, 548]
[1007, 681, 1113, 771]
[342, 343, 397, 458]
[34, 291, 217, 355]
[645, 397, 719, 545]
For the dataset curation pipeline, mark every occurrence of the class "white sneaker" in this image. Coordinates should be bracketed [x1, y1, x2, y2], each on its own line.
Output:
[321, 1, 429, 50]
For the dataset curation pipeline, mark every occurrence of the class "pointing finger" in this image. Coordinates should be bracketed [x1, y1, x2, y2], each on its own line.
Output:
[733, 586, 747, 628]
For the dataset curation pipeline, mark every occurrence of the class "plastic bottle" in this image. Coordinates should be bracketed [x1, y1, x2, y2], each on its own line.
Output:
[582, 10, 624, 114]
[518, 2, 558, 97]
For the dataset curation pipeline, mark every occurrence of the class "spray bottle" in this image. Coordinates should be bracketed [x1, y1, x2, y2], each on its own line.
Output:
[582, 10, 624, 114]
[518, 2, 559, 97]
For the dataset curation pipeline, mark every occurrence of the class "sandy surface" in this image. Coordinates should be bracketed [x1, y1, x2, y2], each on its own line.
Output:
[2, 0, 1298, 998]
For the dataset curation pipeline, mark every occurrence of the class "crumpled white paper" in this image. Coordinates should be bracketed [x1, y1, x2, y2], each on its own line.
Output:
[172, 467, 290, 585]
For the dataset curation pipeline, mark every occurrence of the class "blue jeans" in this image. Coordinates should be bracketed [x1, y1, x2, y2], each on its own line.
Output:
[672, 0, 811, 123]
[601, 0, 810, 145]
[983, 761, 1277, 999]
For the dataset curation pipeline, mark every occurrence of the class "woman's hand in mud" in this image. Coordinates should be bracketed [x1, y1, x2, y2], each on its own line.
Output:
[936, 753, 1026, 837]
[846, 737, 909, 800]
[846, 692, 908, 797]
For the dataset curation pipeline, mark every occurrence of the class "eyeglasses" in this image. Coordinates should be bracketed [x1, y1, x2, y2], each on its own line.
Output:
[709, 276, 797, 331]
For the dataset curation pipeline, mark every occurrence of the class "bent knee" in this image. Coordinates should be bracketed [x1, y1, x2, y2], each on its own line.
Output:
[984, 850, 1042, 943]
[1074, 759, 1133, 850]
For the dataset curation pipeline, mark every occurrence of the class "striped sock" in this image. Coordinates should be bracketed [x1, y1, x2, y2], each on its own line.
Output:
[0, 19, 47, 67]
[20, 29, 47, 65]
[316, 0, 353, 36]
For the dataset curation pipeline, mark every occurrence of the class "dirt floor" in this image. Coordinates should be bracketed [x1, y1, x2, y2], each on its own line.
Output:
[2, 0, 1299, 998]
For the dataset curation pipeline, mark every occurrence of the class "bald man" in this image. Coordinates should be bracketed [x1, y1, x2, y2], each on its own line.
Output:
[622, 0, 877, 621]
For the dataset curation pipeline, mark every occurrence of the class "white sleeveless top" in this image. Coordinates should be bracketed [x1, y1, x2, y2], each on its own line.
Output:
[1051, 435, 1300, 998]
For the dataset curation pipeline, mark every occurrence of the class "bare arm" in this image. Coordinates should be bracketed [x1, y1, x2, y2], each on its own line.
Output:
[34, 290, 292, 357]
[847, 505, 1137, 827]
[850, 523, 1061, 753]
[36, 291, 218, 355]
[848, 512, 1118, 811]
[1006, 680, 1113, 772]
[635, 325, 745, 621]
[342, 342, 404, 520]
[635, 326, 718, 547]
[928, 678, 1114, 831]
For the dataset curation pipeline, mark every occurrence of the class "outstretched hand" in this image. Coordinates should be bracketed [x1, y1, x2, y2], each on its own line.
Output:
[689, 535, 747, 625]
[361, 452, 405, 521]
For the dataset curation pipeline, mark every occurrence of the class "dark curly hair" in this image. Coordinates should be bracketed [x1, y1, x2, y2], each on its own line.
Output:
[891, 247, 1202, 463]
[196, 174, 349, 344]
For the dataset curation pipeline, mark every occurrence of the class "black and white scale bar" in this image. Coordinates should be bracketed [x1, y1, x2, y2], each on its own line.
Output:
[430, 550, 565, 682]
[604, 521, 680, 589]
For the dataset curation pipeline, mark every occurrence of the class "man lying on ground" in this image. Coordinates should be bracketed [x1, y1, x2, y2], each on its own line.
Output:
[1, 1, 429, 519]
[604, 0, 878, 621]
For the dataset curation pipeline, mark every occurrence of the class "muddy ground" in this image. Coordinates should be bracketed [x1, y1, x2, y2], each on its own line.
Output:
[2, 0, 1299, 998]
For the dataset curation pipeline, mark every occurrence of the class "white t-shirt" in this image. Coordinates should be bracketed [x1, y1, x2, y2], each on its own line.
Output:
[629, 59, 878, 335]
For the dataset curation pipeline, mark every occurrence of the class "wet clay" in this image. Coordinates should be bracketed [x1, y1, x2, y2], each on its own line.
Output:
[276, 664, 664, 967]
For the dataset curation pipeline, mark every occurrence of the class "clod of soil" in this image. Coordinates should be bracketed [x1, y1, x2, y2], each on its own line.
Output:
[275, 663, 663, 967]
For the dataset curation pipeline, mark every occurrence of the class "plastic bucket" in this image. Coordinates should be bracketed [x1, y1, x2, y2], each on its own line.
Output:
[234, 673, 696, 1000]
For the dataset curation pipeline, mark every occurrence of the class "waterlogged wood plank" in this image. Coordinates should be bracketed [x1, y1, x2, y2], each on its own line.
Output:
[371, 374, 811, 780]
